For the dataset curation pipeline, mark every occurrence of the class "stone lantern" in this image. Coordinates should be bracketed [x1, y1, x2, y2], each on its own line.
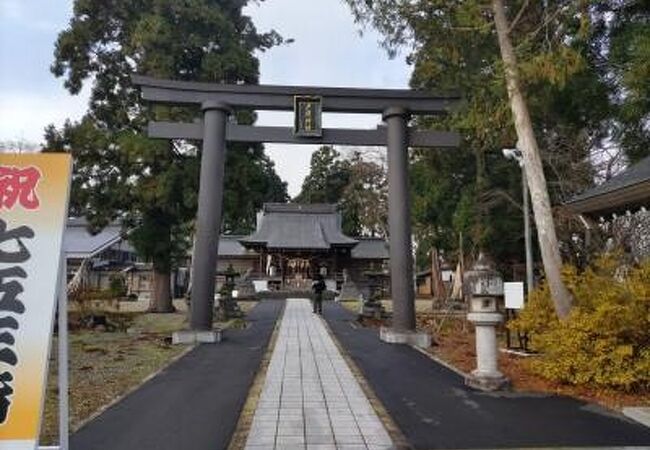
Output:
[216, 264, 243, 320]
[359, 271, 388, 319]
[464, 252, 509, 391]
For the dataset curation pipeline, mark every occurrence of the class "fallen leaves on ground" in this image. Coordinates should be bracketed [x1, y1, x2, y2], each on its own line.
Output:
[350, 303, 649, 411]
[417, 313, 650, 410]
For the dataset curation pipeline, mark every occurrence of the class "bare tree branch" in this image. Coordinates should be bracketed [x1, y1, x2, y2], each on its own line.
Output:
[508, 0, 530, 34]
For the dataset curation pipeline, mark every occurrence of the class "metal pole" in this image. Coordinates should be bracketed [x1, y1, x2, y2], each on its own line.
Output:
[522, 165, 534, 295]
[58, 255, 69, 450]
[384, 106, 415, 331]
[190, 101, 230, 330]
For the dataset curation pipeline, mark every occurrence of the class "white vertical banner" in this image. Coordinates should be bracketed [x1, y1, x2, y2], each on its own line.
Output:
[0, 154, 72, 449]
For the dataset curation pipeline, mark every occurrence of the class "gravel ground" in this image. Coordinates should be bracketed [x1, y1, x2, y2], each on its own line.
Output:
[339, 298, 434, 314]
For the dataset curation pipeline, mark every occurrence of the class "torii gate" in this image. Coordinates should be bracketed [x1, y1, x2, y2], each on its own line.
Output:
[133, 75, 460, 346]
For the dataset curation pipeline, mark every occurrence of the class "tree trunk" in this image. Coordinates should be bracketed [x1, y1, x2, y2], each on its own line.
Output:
[150, 268, 175, 313]
[492, 0, 573, 319]
[185, 232, 196, 299]
[430, 247, 446, 301]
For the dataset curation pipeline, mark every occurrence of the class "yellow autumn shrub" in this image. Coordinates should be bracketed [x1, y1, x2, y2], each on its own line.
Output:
[509, 255, 650, 391]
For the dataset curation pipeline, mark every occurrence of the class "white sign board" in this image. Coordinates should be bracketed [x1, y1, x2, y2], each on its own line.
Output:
[504, 281, 525, 309]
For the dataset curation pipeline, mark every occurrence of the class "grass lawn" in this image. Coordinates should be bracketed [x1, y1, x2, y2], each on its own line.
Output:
[39, 299, 258, 445]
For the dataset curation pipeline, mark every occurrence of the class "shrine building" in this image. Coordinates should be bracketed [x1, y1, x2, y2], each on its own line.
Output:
[216, 203, 389, 293]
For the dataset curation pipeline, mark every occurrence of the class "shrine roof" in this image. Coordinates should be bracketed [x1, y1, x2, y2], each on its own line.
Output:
[239, 203, 358, 250]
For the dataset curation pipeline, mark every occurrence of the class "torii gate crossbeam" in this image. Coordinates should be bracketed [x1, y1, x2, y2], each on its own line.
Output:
[133, 75, 461, 347]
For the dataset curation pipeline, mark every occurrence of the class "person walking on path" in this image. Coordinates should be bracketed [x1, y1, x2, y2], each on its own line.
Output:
[311, 272, 326, 314]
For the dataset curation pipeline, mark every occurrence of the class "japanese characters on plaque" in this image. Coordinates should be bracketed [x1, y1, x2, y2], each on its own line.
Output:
[294, 95, 323, 137]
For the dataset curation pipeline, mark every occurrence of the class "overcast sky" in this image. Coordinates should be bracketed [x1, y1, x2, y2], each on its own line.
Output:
[0, 0, 410, 196]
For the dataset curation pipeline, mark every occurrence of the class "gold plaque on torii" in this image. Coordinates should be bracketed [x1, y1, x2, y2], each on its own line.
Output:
[293, 95, 322, 137]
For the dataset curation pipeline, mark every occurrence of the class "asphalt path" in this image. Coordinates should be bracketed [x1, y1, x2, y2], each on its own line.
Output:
[71, 301, 283, 450]
[323, 302, 650, 449]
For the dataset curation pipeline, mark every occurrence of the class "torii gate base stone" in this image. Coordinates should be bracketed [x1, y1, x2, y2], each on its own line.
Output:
[133, 76, 460, 347]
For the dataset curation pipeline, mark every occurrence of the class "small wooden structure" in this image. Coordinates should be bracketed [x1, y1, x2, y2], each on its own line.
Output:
[63, 218, 155, 299]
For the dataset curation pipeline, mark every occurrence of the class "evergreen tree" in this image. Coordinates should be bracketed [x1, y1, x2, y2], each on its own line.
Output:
[295, 147, 387, 236]
[295, 146, 351, 204]
[492, 0, 573, 318]
[593, 1, 650, 163]
[339, 151, 388, 237]
[44, 0, 288, 311]
[344, 0, 648, 316]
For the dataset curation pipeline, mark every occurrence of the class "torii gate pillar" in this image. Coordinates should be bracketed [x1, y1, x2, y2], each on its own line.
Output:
[380, 107, 430, 347]
[384, 107, 415, 331]
[189, 101, 230, 334]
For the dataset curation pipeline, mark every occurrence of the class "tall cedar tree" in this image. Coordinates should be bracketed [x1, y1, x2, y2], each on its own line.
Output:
[345, 0, 649, 317]
[492, 0, 572, 318]
[45, 0, 288, 312]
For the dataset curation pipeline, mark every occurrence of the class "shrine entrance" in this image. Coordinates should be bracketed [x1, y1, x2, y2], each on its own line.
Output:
[285, 256, 310, 289]
[132, 75, 460, 344]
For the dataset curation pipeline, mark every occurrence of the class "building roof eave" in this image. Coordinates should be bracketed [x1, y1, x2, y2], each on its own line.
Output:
[565, 180, 650, 217]
[565, 156, 650, 216]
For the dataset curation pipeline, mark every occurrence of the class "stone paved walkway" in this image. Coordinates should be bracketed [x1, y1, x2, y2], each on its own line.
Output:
[245, 299, 393, 450]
